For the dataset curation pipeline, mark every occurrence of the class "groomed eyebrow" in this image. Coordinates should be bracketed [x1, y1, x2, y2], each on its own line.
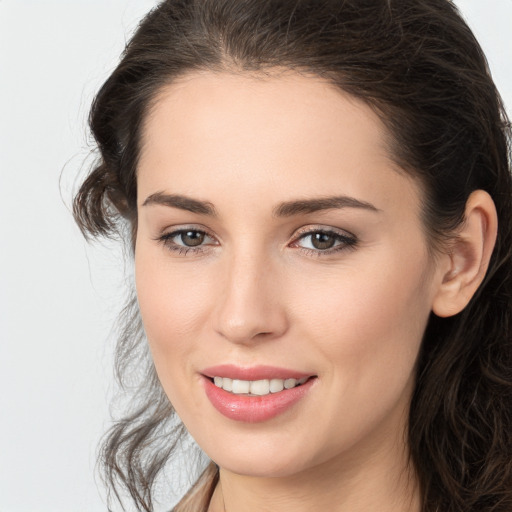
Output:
[274, 196, 380, 217]
[142, 192, 217, 216]
[142, 192, 379, 217]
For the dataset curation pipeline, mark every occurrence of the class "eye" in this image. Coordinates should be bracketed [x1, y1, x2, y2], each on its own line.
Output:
[157, 228, 217, 254]
[291, 228, 357, 255]
[176, 230, 207, 247]
[304, 232, 338, 250]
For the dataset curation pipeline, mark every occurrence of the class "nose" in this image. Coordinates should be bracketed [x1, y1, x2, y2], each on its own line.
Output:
[213, 251, 289, 345]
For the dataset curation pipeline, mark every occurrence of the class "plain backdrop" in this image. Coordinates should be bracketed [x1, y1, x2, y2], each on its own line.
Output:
[0, 1, 511, 511]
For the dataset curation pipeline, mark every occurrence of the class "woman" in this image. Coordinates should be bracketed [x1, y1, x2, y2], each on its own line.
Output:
[74, 0, 512, 511]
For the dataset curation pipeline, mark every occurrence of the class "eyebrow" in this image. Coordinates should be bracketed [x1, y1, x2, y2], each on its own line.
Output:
[273, 196, 380, 217]
[142, 192, 217, 216]
[142, 192, 379, 217]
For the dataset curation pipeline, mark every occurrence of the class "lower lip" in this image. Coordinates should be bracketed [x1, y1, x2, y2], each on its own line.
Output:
[203, 376, 316, 423]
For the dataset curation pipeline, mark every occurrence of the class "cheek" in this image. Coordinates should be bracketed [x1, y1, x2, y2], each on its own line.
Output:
[290, 253, 432, 387]
[134, 246, 212, 377]
[135, 252, 216, 420]
[279, 260, 432, 461]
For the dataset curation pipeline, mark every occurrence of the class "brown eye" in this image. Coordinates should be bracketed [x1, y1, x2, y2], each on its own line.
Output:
[158, 228, 215, 252]
[180, 230, 205, 247]
[293, 228, 357, 254]
[310, 232, 336, 250]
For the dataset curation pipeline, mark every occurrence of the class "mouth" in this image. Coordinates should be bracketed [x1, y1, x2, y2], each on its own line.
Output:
[209, 376, 312, 396]
[201, 365, 317, 422]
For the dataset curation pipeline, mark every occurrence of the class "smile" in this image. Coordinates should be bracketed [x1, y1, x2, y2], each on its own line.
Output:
[202, 366, 317, 422]
[213, 376, 309, 396]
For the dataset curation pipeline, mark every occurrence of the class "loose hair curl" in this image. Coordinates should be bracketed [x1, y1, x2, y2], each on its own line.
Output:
[74, 1, 512, 511]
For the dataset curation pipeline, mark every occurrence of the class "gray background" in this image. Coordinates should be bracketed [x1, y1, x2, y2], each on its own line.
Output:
[1, 1, 511, 511]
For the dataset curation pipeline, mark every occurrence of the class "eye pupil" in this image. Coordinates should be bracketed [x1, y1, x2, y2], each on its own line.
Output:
[181, 230, 205, 247]
[311, 232, 335, 250]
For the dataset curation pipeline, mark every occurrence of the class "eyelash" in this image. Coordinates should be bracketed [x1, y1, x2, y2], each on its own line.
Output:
[290, 227, 358, 256]
[156, 226, 358, 257]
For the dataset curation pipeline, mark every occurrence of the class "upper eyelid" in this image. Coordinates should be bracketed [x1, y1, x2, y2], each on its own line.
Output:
[158, 225, 216, 238]
[163, 228, 215, 239]
[291, 225, 356, 239]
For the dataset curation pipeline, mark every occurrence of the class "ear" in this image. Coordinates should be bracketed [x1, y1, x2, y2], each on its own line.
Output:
[432, 190, 498, 318]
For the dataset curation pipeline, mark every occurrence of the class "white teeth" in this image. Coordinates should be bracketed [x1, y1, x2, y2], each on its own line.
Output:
[250, 379, 270, 396]
[269, 378, 284, 393]
[213, 376, 309, 396]
[284, 378, 297, 389]
[223, 377, 233, 392]
[232, 379, 250, 394]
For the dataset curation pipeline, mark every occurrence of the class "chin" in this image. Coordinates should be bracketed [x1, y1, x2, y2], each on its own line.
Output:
[216, 452, 309, 479]
[197, 427, 329, 480]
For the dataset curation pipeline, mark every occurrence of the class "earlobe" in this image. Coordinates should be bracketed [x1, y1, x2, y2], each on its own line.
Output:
[432, 190, 498, 318]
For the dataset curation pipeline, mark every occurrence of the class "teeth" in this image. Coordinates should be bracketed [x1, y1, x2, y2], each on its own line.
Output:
[269, 378, 284, 393]
[284, 378, 296, 389]
[223, 377, 233, 392]
[232, 379, 250, 394]
[213, 376, 309, 396]
[250, 379, 270, 396]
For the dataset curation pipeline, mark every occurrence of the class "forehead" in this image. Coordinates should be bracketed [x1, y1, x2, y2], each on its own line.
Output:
[137, 70, 420, 217]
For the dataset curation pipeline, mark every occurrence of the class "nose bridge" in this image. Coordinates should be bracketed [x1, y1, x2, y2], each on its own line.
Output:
[214, 242, 287, 344]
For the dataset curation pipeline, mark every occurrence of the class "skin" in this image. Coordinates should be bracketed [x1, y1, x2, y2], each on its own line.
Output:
[134, 71, 497, 512]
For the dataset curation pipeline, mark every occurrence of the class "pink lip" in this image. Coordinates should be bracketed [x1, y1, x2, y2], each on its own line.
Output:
[202, 364, 311, 381]
[201, 365, 317, 423]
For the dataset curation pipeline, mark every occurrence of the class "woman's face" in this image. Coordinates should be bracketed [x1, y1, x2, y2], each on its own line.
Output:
[135, 71, 444, 478]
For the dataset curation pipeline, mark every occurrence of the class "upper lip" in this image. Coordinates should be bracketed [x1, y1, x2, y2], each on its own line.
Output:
[202, 364, 314, 381]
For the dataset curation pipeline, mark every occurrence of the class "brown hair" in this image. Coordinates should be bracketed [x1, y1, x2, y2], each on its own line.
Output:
[74, 1, 512, 511]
